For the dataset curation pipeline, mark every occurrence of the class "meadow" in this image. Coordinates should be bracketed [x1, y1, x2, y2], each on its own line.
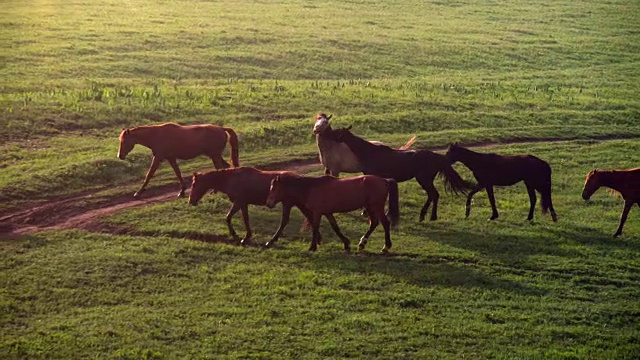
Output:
[1, 0, 640, 358]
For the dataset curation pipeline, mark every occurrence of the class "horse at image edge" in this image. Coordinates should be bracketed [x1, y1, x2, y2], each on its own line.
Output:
[582, 167, 640, 237]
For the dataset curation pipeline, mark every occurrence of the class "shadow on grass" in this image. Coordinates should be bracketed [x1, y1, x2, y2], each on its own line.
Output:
[92, 222, 236, 245]
[295, 249, 545, 296]
[544, 222, 640, 250]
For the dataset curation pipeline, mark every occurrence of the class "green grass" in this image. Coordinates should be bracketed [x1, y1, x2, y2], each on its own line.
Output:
[2, 0, 640, 358]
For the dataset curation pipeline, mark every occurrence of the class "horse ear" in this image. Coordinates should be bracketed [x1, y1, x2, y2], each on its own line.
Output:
[346, 125, 352, 130]
[327, 114, 332, 120]
[125, 129, 130, 135]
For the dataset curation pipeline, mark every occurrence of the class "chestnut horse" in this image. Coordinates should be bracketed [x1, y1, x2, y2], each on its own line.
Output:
[446, 144, 558, 222]
[325, 126, 473, 221]
[189, 167, 347, 247]
[582, 168, 640, 237]
[118, 122, 239, 197]
[266, 174, 399, 253]
[313, 113, 416, 176]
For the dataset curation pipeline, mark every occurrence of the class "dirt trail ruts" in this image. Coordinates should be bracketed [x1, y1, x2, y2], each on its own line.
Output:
[0, 158, 320, 237]
[0, 136, 634, 238]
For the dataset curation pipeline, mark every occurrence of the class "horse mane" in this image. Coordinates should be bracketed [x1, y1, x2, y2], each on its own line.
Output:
[342, 130, 395, 153]
[596, 170, 624, 198]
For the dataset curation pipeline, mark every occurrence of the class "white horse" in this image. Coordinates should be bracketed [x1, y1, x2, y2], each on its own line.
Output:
[313, 113, 416, 177]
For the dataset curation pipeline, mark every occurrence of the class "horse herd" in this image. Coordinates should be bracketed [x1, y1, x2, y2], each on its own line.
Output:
[117, 113, 640, 252]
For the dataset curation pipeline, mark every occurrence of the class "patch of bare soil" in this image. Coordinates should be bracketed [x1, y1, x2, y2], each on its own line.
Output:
[0, 158, 320, 238]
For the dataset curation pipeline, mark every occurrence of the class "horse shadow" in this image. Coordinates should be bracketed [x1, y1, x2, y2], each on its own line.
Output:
[292, 248, 545, 296]
[422, 226, 573, 264]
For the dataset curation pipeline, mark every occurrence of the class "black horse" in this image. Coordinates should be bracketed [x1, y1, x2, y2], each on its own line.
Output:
[325, 126, 473, 221]
[446, 144, 558, 222]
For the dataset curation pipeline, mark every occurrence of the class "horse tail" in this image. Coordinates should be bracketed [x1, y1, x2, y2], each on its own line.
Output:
[386, 179, 400, 227]
[540, 164, 553, 214]
[437, 154, 475, 195]
[397, 135, 417, 150]
[223, 127, 240, 167]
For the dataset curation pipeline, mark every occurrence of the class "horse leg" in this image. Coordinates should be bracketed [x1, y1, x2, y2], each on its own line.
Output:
[211, 155, 230, 170]
[134, 156, 162, 197]
[465, 185, 483, 218]
[239, 204, 252, 245]
[324, 214, 350, 253]
[379, 210, 392, 254]
[419, 197, 432, 222]
[417, 177, 439, 221]
[486, 186, 499, 220]
[359, 210, 379, 251]
[614, 200, 633, 237]
[541, 183, 558, 223]
[266, 203, 292, 248]
[167, 158, 186, 197]
[225, 203, 241, 242]
[310, 214, 322, 252]
[525, 181, 537, 221]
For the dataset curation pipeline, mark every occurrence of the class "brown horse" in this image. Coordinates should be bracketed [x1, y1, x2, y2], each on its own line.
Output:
[313, 113, 415, 176]
[582, 168, 640, 237]
[446, 144, 558, 222]
[189, 167, 346, 247]
[266, 174, 399, 253]
[118, 122, 239, 198]
[325, 126, 473, 221]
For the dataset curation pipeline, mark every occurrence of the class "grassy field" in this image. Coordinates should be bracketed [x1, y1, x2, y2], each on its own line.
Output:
[1, 0, 640, 358]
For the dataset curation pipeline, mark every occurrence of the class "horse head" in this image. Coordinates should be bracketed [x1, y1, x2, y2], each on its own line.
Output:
[189, 172, 209, 206]
[445, 143, 463, 163]
[582, 169, 601, 200]
[324, 125, 353, 142]
[117, 128, 135, 160]
[266, 175, 284, 208]
[313, 113, 333, 135]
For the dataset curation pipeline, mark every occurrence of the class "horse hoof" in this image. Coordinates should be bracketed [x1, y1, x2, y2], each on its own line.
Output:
[381, 247, 389, 254]
[358, 244, 365, 251]
[177, 192, 185, 198]
[264, 241, 274, 248]
[613, 232, 621, 238]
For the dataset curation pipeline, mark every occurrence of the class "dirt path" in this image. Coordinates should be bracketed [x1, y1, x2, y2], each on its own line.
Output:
[0, 136, 633, 238]
[0, 158, 320, 237]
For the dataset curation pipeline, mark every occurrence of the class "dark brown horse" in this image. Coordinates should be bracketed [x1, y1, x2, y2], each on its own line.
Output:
[189, 167, 311, 247]
[324, 126, 473, 221]
[266, 174, 399, 253]
[118, 122, 239, 198]
[582, 168, 640, 237]
[446, 144, 557, 222]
